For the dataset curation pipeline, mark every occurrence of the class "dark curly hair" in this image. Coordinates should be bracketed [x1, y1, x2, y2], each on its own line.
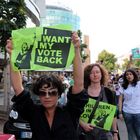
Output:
[32, 74, 64, 96]
[84, 63, 108, 89]
[122, 69, 138, 89]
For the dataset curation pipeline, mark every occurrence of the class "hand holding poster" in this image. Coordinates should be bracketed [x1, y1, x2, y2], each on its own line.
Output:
[80, 98, 116, 131]
[11, 27, 74, 71]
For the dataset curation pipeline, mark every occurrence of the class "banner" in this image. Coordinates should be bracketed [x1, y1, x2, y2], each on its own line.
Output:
[131, 48, 140, 59]
[80, 98, 116, 131]
[11, 27, 74, 71]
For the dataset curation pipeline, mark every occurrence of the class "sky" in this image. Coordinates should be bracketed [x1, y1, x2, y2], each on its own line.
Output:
[46, 0, 140, 63]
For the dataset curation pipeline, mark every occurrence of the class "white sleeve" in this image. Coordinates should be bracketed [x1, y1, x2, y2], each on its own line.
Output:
[118, 85, 124, 95]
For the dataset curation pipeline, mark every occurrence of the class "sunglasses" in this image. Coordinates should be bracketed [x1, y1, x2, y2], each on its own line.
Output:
[38, 90, 58, 97]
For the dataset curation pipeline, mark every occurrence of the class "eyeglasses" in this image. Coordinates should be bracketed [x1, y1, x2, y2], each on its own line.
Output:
[38, 90, 58, 97]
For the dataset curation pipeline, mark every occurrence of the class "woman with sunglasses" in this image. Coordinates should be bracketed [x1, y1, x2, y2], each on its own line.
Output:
[6, 32, 88, 140]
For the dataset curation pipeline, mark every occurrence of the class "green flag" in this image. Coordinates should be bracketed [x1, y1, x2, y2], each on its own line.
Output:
[80, 98, 117, 131]
[11, 26, 75, 71]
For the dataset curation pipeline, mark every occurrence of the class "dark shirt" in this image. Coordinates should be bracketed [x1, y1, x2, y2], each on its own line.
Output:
[89, 87, 116, 105]
[11, 88, 88, 140]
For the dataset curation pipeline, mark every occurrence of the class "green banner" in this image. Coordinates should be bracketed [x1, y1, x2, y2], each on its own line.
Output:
[11, 27, 74, 71]
[132, 48, 140, 59]
[80, 98, 116, 131]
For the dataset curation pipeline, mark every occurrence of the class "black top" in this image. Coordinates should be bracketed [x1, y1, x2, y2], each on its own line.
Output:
[11, 88, 88, 140]
[88, 86, 117, 121]
[89, 87, 116, 105]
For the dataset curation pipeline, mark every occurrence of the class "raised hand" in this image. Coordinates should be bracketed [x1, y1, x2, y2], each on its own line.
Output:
[6, 39, 13, 55]
[71, 32, 81, 48]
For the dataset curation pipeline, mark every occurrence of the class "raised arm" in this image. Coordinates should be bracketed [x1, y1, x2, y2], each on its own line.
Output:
[6, 39, 24, 95]
[71, 32, 83, 94]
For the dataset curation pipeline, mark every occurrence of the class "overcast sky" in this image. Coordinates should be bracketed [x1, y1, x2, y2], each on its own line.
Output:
[46, 0, 140, 63]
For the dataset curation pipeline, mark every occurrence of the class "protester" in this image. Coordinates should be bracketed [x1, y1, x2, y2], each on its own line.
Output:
[58, 72, 70, 105]
[118, 68, 140, 140]
[6, 32, 88, 140]
[79, 63, 118, 140]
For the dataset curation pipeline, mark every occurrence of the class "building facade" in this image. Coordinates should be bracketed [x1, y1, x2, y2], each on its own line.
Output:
[41, 4, 80, 31]
[25, 0, 41, 27]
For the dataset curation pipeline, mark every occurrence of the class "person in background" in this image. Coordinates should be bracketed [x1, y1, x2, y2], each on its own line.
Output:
[118, 68, 140, 140]
[79, 63, 118, 140]
[58, 72, 70, 105]
[6, 32, 88, 140]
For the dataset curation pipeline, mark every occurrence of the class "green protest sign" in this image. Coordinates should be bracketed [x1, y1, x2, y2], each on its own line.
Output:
[11, 27, 74, 71]
[80, 98, 116, 131]
[131, 48, 140, 59]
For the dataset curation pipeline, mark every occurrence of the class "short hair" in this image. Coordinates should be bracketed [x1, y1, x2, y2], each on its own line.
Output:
[122, 68, 138, 89]
[32, 74, 64, 96]
[84, 63, 108, 89]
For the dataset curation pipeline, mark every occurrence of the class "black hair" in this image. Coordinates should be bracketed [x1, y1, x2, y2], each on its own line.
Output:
[122, 69, 138, 89]
[32, 74, 64, 96]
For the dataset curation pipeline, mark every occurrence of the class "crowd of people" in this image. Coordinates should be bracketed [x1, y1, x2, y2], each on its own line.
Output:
[4, 31, 140, 140]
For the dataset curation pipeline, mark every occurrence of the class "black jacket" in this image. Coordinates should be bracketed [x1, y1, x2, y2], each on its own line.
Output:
[12, 88, 88, 140]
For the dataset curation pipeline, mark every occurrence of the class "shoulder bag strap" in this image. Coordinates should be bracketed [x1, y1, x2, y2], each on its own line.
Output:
[87, 86, 105, 123]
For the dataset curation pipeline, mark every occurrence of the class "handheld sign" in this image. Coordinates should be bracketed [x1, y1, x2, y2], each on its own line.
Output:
[11, 27, 74, 71]
[80, 98, 116, 131]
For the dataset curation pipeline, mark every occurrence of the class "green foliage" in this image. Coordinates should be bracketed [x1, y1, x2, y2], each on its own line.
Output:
[0, 0, 27, 52]
[77, 30, 89, 62]
[122, 58, 130, 70]
[133, 59, 140, 67]
[98, 50, 117, 72]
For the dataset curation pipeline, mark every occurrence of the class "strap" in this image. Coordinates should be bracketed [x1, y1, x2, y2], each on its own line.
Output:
[87, 86, 105, 123]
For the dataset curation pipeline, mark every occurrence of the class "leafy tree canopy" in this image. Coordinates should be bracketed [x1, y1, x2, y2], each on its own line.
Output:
[98, 50, 117, 72]
[77, 30, 89, 62]
[0, 0, 27, 52]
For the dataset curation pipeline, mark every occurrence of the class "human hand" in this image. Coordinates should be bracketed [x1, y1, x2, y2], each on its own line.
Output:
[81, 123, 94, 132]
[71, 32, 81, 48]
[6, 39, 13, 55]
[119, 113, 124, 121]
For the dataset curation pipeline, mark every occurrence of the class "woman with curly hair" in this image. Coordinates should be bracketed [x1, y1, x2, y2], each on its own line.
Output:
[118, 69, 140, 140]
[5, 32, 88, 140]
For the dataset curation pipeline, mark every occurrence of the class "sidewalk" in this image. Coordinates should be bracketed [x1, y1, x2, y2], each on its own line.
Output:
[117, 119, 128, 140]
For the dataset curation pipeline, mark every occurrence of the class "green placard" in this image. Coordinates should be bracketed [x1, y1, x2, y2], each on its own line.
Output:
[80, 98, 116, 131]
[11, 26, 74, 71]
[132, 48, 140, 59]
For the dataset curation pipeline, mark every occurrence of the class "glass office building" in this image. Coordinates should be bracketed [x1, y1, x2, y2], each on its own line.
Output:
[41, 4, 80, 31]
[25, 0, 40, 26]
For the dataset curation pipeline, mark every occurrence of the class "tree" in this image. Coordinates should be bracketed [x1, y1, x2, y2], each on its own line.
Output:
[133, 59, 140, 67]
[98, 50, 117, 72]
[0, 0, 27, 112]
[0, 0, 27, 64]
[77, 30, 89, 62]
[122, 58, 130, 70]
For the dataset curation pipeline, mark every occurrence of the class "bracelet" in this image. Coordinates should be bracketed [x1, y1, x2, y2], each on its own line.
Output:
[113, 130, 118, 136]
[111, 130, 118, 134]
[113, 130, 118, 133]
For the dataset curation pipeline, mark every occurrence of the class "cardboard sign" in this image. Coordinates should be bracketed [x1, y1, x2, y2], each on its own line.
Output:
[80, 98, 117, 131]
[11, 27, 74, 71]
